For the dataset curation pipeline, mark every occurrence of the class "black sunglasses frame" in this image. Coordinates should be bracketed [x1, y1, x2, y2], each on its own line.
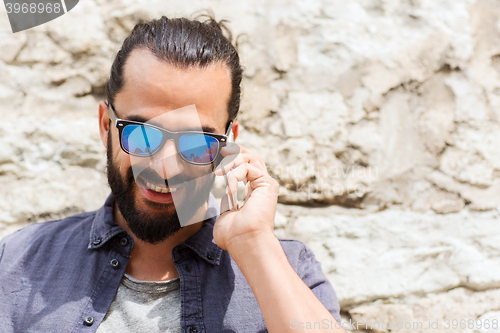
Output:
[107, 103, 232, 166]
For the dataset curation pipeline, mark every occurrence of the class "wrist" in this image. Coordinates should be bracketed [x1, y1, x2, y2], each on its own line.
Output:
[227, 231, 281, 263]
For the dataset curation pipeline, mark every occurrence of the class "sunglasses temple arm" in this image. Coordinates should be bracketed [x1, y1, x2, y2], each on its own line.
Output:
[225, 121, 233, 137]
[107, 103, 118, 126]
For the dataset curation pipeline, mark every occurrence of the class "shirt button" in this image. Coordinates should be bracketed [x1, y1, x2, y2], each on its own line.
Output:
[110, 259, 120, 268]
[120, 237, 128, 246]
[206, 253, 215, 260]
[184, 264, 191, 273]
[188, 326, 197, 333]
[92, 239, 101, 245]
[83, 316, 94, 326]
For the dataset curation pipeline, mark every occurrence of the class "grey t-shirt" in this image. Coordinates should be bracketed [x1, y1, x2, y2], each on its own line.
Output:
[96, 273, 181, 333]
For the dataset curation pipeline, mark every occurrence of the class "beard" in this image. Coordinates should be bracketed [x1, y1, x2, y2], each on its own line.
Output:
[106, 132, 215, 244]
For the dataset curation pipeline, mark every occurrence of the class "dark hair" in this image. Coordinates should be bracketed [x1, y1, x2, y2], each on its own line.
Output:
[105, 15, 243, 125]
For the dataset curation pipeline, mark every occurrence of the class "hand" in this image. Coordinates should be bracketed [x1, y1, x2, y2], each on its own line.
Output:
[213, 145, 342, 333]
[213, 143, 279, 252]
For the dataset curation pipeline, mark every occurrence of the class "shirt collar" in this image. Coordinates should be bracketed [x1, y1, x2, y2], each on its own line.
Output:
[88, 192, 223, 265]
[88, 193, 124, 249]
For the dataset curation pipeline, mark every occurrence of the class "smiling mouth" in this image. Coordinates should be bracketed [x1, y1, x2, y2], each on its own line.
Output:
[145, 180, 178, 193]
[137, 175, 179, 194]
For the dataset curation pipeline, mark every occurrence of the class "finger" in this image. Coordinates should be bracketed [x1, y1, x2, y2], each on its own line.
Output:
[229, 162, 265, 184]
[225, 163, 267, 195]
[215, 157, 237, 176]
[215, 152, 266, 176]
[226, 170, 238, 195]
[217, 146, 240, 169]
[220, 192, 230, 214]
[245, 180, 252, 198]
[235, 145, 266, 166]
[247, 176, 280, 200]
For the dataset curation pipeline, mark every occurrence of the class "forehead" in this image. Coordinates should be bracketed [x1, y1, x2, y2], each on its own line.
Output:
[113, 48, 232, 133]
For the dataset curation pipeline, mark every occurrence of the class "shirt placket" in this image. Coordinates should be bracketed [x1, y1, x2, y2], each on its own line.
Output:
[175, 247, 206, 333]
[75, 235, 132, 333]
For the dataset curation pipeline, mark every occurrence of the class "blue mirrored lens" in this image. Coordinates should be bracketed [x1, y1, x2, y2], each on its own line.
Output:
[179, 134, 219, 163]
[122, 125, 163, 155]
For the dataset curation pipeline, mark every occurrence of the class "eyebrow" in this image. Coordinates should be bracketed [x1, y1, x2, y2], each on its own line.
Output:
[126, 115, 218, 134]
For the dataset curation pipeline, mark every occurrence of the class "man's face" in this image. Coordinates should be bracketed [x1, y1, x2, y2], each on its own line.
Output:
[103, 49, 232, 244]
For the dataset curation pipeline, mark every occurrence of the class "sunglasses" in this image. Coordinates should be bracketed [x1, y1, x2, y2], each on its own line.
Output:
[107, 103, 232, 166]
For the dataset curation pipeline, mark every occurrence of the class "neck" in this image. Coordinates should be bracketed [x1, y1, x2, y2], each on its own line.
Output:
[113, 202, 207, 281]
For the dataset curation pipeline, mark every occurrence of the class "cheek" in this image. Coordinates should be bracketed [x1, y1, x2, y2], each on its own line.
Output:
[110, 132, 141, 175]
[112, 147, 130, 175]
[113, 139, 123, 160]
[108, 129, 124, 162]
[187, 165, 214, 181]
[193, 170, 216, 192]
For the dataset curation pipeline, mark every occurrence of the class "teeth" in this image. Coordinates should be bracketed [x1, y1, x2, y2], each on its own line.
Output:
[145, 180, 177, 193]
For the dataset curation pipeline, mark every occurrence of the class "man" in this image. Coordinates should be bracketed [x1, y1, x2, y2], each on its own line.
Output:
[0, 16, 343, 332]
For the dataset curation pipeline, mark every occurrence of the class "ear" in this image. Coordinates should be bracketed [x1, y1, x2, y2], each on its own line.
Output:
[98, 100, 110, 149]
[231, 119, 239, 141]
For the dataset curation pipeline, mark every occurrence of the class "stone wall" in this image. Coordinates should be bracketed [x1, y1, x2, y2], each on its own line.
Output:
[1, 0, 499, 332]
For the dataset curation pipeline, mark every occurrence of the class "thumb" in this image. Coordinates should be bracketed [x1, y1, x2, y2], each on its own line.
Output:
[220, 193, 230, 215]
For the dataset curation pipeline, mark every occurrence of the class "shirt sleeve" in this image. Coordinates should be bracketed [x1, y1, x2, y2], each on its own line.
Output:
[296, 242, 341, 323]
[0, 236, 15, 333]
[0, 239, 4, 264]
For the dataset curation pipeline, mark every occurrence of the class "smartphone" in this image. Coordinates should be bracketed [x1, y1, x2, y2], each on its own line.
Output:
[224, 127, 239, 211]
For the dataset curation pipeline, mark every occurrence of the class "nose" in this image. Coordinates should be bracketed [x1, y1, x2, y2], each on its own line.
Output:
[148, 139, 184, 180]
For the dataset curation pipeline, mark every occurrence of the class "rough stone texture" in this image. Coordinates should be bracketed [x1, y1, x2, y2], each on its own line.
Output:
[348, 288, 500, 333]
[280, 206, 500, 301]
[274, 205, 500, 332]
[1, 0, 500, 331]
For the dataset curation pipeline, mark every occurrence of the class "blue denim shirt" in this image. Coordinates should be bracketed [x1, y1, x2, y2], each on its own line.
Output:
[0, 193, 341, 332]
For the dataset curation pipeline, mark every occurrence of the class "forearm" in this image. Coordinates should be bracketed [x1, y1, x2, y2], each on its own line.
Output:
[228, 233, 345, 333]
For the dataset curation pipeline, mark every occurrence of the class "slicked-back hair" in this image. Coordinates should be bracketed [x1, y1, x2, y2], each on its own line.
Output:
[105, 15, 243, 127]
